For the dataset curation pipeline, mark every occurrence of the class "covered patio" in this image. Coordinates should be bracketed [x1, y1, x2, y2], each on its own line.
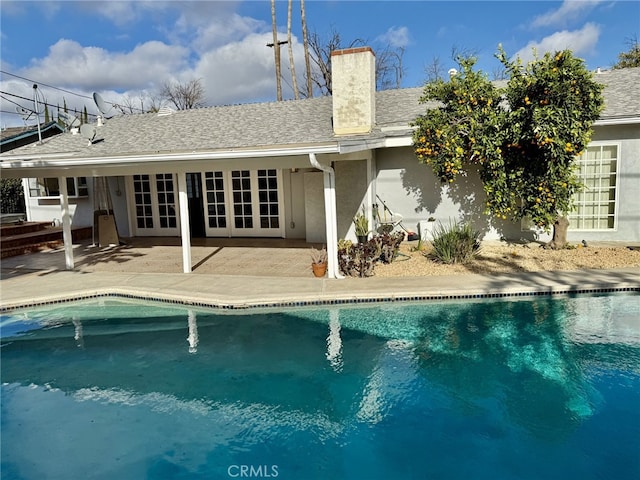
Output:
[0, 237, 323, 279]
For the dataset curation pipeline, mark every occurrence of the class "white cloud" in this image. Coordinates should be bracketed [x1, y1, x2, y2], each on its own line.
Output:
[189, 14, 268, 54]
[78, 1, 174, 27]
[514, 23, 600, 63]
[194, 32, 305, 105]
[75, 1, 139, 26]
[21, 39, 190, 91]
[376, 26, 411, 48]
[0, 2, 305, 127]
[531, 0, 603, 28]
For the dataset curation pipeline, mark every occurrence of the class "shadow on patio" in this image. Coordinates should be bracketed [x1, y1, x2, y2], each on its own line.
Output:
[0, 237, 324, 279]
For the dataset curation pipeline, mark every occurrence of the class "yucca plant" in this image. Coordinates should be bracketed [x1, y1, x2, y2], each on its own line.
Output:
[429, 220, 480, 264]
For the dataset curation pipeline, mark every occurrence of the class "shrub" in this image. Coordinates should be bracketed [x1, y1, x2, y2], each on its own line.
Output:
[429, 221, 480, 264]
[378, 231, 405, 263]
[337, 231, 406, 276]
[0, 179, 25, 214]
[338, 237, 381, 277]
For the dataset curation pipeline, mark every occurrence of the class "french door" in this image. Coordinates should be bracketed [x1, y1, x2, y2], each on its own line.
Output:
[129, 170, 283, 238]
[130, 174, 180, 236]
[204, 169, 284, 237]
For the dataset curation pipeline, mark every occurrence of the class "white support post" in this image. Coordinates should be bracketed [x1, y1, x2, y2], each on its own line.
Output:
[177, 172, 192, 273]
[58, 176, 74, 270]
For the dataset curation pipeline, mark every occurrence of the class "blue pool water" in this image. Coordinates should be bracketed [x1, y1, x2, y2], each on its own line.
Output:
[1, 293, 639, 480]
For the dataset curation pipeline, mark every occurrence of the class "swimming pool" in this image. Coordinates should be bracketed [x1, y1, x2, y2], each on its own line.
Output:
[2, 293, 639, 479]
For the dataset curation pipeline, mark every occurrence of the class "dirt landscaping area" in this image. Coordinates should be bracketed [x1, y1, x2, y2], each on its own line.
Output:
[375, 240, 640, 277]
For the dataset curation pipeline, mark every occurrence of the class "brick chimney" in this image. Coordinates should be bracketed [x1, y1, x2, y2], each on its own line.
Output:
[331, 47, 375, 135]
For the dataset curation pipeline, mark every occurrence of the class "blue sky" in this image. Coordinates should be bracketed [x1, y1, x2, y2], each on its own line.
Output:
[1, 1, 638, 127]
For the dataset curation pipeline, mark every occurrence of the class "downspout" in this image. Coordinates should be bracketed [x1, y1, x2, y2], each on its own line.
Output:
[309, 153, 344, 279]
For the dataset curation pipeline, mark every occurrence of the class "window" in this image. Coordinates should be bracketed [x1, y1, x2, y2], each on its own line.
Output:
[28, 177, 88, 197]
[568, 144, 618, 230]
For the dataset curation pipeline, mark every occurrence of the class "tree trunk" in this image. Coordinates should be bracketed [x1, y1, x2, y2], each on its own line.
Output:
[547, 216, 569, 249]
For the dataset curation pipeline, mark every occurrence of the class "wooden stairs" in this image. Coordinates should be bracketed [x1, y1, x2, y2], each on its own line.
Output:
[1, 221, 92, 259]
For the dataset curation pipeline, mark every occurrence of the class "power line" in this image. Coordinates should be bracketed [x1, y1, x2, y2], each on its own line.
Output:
[0, 70, 94, 100]
[0, 109, 28, 116]
[0, 94, 28, 109]
[1, 69, 147, 113]
[0, 90, 98, 117]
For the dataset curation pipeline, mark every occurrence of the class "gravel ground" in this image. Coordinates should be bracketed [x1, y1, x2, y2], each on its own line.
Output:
[375, 240, 640, 277]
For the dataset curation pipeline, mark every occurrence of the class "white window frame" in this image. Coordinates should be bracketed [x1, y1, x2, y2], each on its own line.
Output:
[568, 142, 620, 231]
[28, 177, 88, 198]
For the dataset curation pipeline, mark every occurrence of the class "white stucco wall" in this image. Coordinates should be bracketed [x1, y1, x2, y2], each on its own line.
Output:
[304, 171, 326, 243]
[374, 132, 640, 243]
[108, 176, 131, 237]
[335, 160, 369, 240]
[564, 124, 640, 243]
[23, 178, 93, 227]
[374, 146, 521, 241]
[23, 176, 131, 237]
[283, 170, 307, 239]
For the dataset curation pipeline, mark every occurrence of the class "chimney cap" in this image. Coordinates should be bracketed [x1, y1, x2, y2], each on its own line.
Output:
[331, 46, 375, 57]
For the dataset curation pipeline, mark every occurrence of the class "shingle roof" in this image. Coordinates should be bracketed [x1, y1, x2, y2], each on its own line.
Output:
[594, 67, 640, 120]
[2, 67, 637, 161]
[0, 121, 64, 152]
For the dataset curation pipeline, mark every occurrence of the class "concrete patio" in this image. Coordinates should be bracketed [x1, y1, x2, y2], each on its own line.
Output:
[1, 238, 638, 310]
[1, 237, 321, 278]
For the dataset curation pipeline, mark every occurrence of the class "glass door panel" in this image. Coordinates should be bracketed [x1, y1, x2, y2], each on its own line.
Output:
[203, 171, 229, 236]
[230, 170, 283, 237]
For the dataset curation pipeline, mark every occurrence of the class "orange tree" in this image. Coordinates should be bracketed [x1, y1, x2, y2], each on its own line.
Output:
[413, 48, 604, 248]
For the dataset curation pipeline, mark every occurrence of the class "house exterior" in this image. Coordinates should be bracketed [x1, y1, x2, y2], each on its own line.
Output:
[1, 121, 64, 219]
[0, 121, 64, 152]
[1, 48, 638, 277]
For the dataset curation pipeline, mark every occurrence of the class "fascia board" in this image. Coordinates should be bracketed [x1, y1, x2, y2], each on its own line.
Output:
[0, 143, 340, 170]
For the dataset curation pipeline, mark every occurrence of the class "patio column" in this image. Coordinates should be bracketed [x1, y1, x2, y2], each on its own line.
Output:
[58, 176, 74, 270]
[177, 172, 192, 273]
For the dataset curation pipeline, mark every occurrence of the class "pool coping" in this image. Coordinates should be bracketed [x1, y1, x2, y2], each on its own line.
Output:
[1, 267, 639, 312]
[2, 286, 638, 313]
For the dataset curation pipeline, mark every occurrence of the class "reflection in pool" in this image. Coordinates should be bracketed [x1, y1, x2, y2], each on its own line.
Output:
[1, 293, 639, 479]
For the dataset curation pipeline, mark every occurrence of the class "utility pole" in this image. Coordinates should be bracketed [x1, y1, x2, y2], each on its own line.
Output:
[267, 39, 289, 101]
[300, 0, 313, 97]
[287, 0, 299, 99]
[269, 0, 284, 101]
